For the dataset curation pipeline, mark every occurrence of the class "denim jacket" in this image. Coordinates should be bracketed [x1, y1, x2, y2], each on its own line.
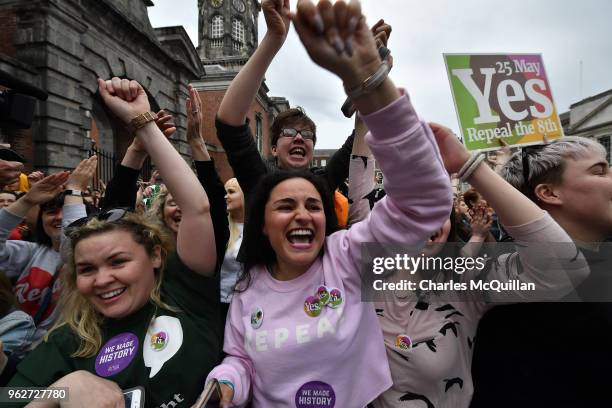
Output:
[0, 309, 35, 360]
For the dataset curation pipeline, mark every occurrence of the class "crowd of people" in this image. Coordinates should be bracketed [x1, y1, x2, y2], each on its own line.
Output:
[0, 0, 608, 407]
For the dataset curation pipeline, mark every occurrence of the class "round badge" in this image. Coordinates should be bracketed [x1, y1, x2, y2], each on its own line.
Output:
[316, 286, 330, 306]
[327, 288, 343, 309]
[95, 332, 139, 377]
[150, 330, 169, 351]
[295, 381, 336, 407]
[395, 334, 412, 350]
[304, 296, 322, 317]
[251, 307, 264, 329]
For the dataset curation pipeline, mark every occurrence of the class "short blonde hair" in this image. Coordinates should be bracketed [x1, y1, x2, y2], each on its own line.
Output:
[50, 212, 174, 357]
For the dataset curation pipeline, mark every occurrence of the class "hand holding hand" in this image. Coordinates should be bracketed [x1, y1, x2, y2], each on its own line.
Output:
[262, 0, 291, 42]
[97, 77, 150, 124]
[27, 171, 45, 186]
[22, 172, 70, 206]
[429, 123, 471, 174]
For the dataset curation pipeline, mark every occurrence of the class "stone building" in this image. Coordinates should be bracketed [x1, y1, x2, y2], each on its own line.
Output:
[561, 89, 612, 163]
[193, 0, 289, 182]
[0, 0, 202, 179]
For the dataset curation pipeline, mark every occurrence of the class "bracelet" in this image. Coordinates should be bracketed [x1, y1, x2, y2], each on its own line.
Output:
[129, 111, 157, 133]
[460, 154, 485, 182]
[344, 61, 390, 100]
[64, 189, 82, 197]
[218, 379, 235, 391]
[456, 153, 478, 179]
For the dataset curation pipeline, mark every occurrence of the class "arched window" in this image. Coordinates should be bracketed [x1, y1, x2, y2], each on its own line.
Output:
[210, 15, 224, 48]
[232, 18, 244, 50]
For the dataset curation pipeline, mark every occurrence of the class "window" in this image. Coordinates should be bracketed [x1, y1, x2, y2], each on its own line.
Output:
[598, 135, 611, 163]
[211, 15, 224, 48]
[232, 18, 244, 50]
[320, 159, 327, 167]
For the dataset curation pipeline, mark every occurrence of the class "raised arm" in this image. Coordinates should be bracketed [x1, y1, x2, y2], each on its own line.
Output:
[187, 84, 230, 272]
[0, 173, 69, 278]
[325, 19, 392, 193]
[292, 0, 451, 261]
[101, 110, 175, 210]
[430, 123, 544, 226]
[98, 78, 216, 276]
[217, 0, 290, 126]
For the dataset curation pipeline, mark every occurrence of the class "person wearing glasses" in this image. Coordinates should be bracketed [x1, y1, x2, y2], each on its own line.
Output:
[214, 0, 357, 213]
[204, 1, 452, 406]
[8, 78, 224, 407]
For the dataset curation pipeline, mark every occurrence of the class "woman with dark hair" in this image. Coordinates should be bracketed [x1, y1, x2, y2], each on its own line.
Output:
[0, 157, 96, 342]
[204, 1, 452, 406]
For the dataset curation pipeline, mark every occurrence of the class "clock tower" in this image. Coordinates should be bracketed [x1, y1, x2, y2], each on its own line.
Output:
[198, 0, 260, 60]
[193, 0, 289, 183]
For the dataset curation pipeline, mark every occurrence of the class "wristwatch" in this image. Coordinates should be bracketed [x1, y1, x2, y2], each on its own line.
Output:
[64, 189, 82, 197]
[129, 111, 158, 133]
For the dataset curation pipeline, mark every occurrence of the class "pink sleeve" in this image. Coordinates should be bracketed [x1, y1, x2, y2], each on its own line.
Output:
[206, 298, 254, 406]
[330, 93, 452, 271]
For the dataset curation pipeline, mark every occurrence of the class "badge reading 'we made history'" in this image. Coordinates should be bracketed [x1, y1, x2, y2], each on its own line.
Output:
[444, 53, 563, 151]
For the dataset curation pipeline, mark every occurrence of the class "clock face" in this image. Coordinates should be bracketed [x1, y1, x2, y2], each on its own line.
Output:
[233, 0, 246, 13]
[210, 0, 223, 8]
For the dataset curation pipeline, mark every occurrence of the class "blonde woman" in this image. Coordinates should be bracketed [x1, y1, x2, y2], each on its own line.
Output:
[220, 178, 244, 319]
[8, 78, 223, 406]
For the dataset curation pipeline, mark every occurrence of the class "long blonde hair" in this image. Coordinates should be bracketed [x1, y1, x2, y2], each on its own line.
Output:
[49, 212, 174, 358]
[224, 178, 244, 251]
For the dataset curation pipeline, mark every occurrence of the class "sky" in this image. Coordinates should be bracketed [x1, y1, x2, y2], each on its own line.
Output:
[148, 0, 612, 149]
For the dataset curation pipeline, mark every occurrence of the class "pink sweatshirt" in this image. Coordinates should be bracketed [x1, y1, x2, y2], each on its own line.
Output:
[207, 94, 453, 407]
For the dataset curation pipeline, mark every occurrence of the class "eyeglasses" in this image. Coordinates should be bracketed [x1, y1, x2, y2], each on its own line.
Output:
[66, 208, 130, 234]
[280, 128, 315, 141]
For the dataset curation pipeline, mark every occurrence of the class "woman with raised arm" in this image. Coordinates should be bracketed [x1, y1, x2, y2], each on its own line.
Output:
[7, 78, 224, 407]
[370, 123, 589, 408]
[203, 1, 452, 406]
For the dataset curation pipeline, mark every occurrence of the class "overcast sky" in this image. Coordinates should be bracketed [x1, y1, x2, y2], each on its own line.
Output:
[148, 0, 612, 149]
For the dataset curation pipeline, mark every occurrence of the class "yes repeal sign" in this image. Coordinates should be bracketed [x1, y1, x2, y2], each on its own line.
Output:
[444, 54, 563, 151]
